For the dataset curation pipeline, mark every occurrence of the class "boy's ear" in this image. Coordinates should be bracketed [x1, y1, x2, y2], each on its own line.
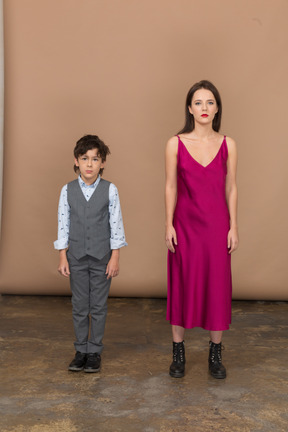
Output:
[74, 157, 79, 167]
[101, 160, 106, 168]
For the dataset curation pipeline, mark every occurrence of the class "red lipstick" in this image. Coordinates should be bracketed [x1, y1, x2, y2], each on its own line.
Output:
[201, 114, 208, 118]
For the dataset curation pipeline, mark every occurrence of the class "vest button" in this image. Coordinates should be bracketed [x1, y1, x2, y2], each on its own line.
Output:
[87, 237, 90, 240]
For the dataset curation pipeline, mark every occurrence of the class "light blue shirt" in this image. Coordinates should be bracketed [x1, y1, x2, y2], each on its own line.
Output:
[54, 175, 127, 250]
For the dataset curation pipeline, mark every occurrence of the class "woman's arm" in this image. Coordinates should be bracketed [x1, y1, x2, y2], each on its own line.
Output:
[165, 136, 178, 253]
[225, 137, 239, 253]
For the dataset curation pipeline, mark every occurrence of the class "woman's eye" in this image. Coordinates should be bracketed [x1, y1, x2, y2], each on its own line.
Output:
[195, 102, 201, 105]
[208, 101, 214, 105]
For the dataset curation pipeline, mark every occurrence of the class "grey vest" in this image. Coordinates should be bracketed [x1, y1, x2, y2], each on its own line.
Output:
[67, 179, 111, 260]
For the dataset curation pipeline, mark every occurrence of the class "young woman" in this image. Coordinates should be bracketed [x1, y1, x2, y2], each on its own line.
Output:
[165, 80, 238, 379]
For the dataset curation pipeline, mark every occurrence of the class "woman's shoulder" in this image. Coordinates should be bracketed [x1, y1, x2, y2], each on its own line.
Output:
[167, 135, 179, 144]
[224, 135, 237, 156]
[166, 135, 179, 151]
[224, 135, 236, 146]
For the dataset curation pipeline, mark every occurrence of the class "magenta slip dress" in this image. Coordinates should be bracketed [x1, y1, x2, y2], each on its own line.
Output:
[167, 135, 232, 331]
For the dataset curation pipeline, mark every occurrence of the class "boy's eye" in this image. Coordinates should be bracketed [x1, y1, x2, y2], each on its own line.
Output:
[93, 158, 99, 162]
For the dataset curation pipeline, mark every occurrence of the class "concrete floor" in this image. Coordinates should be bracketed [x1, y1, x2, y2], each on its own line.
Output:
[0, 296, 287, 432]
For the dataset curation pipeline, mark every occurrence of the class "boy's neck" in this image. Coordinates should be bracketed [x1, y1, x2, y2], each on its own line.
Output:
[79, 174, 99, 186]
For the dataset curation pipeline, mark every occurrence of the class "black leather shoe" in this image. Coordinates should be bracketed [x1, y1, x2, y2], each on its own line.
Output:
[169, 341, 185, 378]
[84, 353, 101, 373]
[209, 341, 226, 379]
[68, 351, 87, 371]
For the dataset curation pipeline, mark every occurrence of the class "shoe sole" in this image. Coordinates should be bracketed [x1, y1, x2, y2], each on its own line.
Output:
[68, 366, 84, 372]
[84, 367, 100, 373]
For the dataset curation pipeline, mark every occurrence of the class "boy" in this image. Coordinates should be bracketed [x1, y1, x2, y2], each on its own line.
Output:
[54, 135, 127, 372]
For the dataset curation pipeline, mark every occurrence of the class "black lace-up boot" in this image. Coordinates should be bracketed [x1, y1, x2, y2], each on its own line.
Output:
[208, 341, 226, 379]
[169, 341, 185, 378]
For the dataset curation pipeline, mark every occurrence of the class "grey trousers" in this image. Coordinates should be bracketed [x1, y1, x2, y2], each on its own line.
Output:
[67, 251, 112, 354]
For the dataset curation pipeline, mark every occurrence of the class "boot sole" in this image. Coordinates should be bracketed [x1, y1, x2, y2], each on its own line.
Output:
[169, 371, 185, 378]
[209, 370, 226, 379]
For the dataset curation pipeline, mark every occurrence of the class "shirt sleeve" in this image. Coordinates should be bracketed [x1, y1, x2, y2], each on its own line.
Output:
[109, 183, 128, 250]
[54, 184, 70, 250]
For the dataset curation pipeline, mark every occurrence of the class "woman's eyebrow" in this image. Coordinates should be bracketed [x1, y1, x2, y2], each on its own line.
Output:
[194, 99, 215, 102]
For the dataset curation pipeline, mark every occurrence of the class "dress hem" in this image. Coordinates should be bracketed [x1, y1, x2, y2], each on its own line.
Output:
[166, 318, 230, 331]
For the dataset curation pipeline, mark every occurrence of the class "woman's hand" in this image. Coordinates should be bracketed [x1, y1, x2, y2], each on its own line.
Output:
[166, 225, 178, 253]
[227, 226, 239, 254]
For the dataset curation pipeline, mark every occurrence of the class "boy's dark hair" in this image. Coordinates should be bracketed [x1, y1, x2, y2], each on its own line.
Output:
[73, 135, 111, 176]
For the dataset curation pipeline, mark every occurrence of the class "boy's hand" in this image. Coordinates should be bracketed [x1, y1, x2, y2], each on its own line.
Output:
[58, 250, 70, 278]
[106, 250, 120, 279]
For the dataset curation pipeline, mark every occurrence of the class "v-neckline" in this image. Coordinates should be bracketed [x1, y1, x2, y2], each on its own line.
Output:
[77, 178, 99, 204]
[178, 135, 225, 169]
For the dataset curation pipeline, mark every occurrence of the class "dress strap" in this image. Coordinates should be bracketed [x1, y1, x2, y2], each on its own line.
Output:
[222, 135, 228, 160]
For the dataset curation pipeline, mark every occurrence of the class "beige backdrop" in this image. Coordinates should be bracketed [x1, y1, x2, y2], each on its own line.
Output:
[0, 0, 287, 299]
[0, 0, 3, 233]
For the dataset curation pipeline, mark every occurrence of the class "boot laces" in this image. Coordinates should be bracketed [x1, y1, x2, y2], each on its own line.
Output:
[211, 344, 224, 364]
[178, 346, 184, 362]
[173, 344, 185, 363]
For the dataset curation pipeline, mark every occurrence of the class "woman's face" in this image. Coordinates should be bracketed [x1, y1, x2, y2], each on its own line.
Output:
[189, 88, 218, 125]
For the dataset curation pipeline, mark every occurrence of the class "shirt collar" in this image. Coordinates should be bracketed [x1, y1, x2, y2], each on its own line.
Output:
[78, 175, 101, 189]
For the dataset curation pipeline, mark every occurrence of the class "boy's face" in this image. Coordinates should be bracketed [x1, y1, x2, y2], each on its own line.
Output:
[74, 149, 105, 185]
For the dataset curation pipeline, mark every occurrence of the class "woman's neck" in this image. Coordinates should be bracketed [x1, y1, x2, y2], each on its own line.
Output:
[192, 123, 216, 140]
